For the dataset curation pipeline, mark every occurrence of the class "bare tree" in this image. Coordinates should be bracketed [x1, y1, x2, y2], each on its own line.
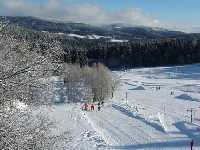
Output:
[64, 63, 113, 103]
[63, 63, 86, 103]
[87, 63, 113, 102]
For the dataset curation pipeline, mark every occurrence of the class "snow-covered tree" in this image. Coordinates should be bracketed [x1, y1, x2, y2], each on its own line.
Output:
[0, 25, 63, 107]
[0, 22, 70, 150]
[0, 107, 71, 150]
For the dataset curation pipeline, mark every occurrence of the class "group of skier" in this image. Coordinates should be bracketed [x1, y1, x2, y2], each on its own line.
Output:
[155, 86, 161, 91]
[81, 101, 104, 111]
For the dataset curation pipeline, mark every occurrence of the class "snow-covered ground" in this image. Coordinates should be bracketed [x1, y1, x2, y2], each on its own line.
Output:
[67, 33, 111, 40]
[42, 63, 200, 149]
[110, 39, 129, 43]
[66, 33, 129, 42]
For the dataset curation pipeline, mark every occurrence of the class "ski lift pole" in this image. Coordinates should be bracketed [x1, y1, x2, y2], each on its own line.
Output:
[187, 108, 193, 123]
[126, 92, 128, 105]
[163, 104, 166, 116]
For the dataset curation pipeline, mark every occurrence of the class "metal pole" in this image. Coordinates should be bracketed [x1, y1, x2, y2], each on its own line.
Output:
[126, 92, 128, 105]
[112, 86, 114, 98]
[101, 87, 102, 101]
[163, 104, 166, 116]
[187, 108, 193, 123]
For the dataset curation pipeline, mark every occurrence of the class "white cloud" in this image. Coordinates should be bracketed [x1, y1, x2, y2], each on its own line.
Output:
[0, 0, 161, 27]
[161, 21, 200, 33]
[1, 0, 199, 33]
[169, 26, 200, 33]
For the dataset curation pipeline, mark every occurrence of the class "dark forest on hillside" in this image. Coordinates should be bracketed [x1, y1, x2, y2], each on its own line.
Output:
[2, 16, 200, 69]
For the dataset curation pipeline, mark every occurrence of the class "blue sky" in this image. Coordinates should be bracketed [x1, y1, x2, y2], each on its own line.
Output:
[70, 0, 200, 25]
[0, 0, 200, 32]
[48, 0, 200, 25]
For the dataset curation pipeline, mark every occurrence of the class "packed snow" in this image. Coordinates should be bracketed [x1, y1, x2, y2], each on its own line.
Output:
[41, 63, 200, 149]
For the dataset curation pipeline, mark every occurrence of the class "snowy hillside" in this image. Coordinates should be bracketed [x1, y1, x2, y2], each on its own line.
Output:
[42, 63, 200, 150]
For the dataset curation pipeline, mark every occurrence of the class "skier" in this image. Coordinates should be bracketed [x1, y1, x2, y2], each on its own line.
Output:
[101, 101, 104, 106]
[91, 104, 95, 111]
[81, 104, 85, 111]
[98, 102, 101, 111]
[190, 139, 194, 150]
[156, 86, 158, 91]
[135, 106, 139, 112]
[84, 103, 88, 111]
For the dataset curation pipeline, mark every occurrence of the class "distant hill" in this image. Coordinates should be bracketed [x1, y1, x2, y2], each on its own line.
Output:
[0, 16, 186, 40]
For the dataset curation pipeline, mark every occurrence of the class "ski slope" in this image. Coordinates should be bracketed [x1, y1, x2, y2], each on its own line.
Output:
[44, 63, 200, 149]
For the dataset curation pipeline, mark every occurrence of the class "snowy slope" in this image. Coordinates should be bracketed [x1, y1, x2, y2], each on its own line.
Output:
[110, 63, 200, 149]
[41, 63, 200, 150]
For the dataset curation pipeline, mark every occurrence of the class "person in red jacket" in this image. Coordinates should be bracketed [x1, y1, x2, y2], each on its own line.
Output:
[81, 104, 84, 111]
[91, 104, 95, 111]
[84, 103, 88, 111]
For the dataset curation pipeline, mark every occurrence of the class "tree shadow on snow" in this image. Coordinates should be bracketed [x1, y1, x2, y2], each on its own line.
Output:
[112, 104, 165, 133]
[175, 94, 200, 102]
[108, 121, 200, 149]
[174, 121, 200, 140]
[107, 139, 196, 149]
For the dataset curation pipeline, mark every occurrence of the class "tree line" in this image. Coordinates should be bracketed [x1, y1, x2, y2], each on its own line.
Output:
[5, 24, 200, 69]
[73, 37, 200, 68]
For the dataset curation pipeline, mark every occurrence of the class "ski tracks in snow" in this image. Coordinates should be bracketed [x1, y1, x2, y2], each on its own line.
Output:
[48, 104, 107, 150]
[82, 103, 163, 148]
